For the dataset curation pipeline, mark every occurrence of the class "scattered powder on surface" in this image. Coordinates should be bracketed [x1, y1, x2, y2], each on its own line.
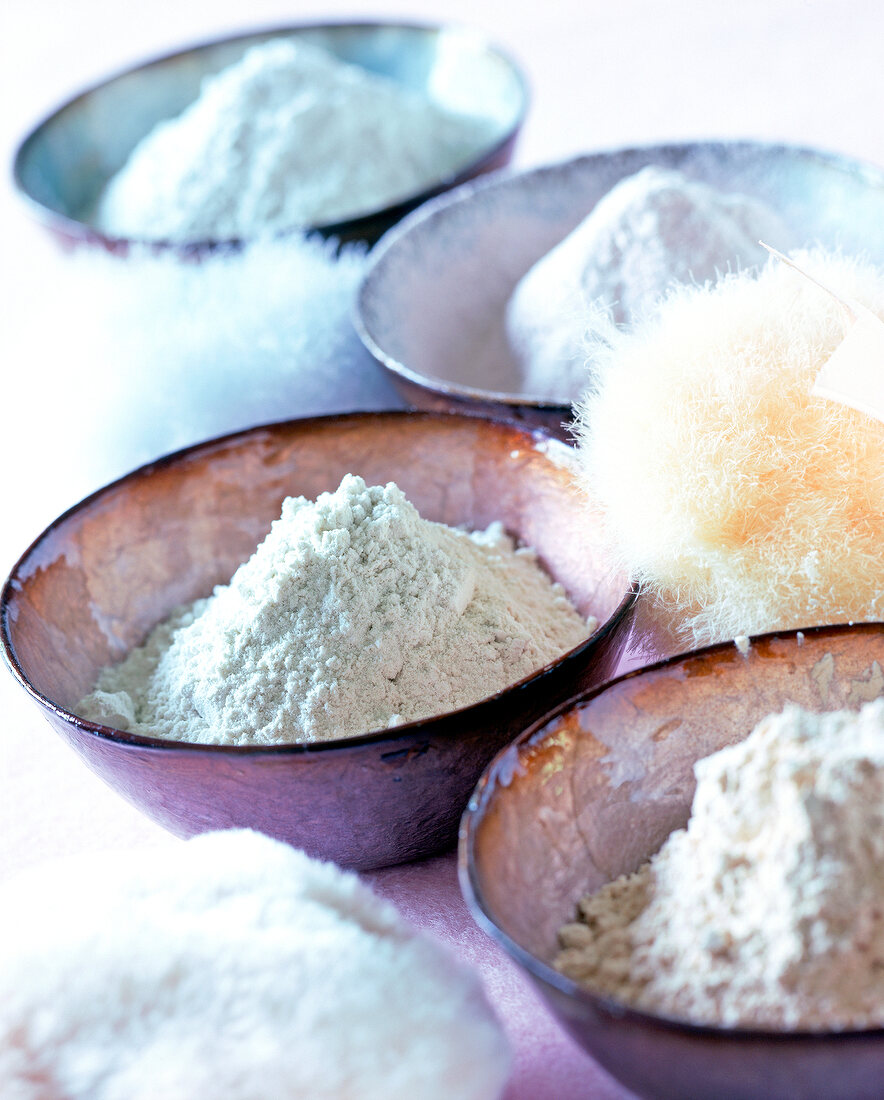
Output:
[555, 699, 884, 1030]
[0, 829, 511, 1100]
[574, 250, 884, 647]
[505, 166, 790, 402]
[78, 475, 592, 745]
[93, 38, 494, 240]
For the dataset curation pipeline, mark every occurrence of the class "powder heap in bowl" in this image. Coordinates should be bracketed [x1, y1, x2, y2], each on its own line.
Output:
[505, 165, 789, 403]
[555, 698, 884, 1030]
[92, 38, 495, 240]
[77, 475, 592, 745]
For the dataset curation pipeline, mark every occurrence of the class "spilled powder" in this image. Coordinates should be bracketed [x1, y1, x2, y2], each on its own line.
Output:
[556, 699, 884, 1029]
[78, 476, 592, 745]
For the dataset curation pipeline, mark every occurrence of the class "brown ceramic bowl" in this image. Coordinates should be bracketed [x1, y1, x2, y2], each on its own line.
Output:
[12, 21, 527, 252]
[1, 412, 631, 871]
[461, 623, 884, 1099]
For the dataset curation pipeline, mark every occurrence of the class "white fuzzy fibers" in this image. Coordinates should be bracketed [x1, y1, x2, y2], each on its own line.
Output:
[0, 830, 510, 1100]
[18, 233, 403, 500]
[575, 250, 884, 645]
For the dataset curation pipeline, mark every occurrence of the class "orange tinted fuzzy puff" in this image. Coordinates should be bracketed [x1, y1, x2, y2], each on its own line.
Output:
[575, 251, 884, 645]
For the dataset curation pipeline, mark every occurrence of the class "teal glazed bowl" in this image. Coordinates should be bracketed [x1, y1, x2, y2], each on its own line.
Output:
[1, 412, 631, 871]
[12, 21, 528, 251]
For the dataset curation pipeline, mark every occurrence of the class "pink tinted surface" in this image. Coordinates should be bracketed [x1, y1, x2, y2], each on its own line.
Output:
[2, 2, 884, 1097]
[367, 854, 630, 1100]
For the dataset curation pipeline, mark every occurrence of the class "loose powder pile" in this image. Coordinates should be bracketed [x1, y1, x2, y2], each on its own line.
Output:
[556, 699, 884, 1030]
[505, 166, 789, 403]
[574, 250, 884, 646]
[78, 475, 591, 745]
[93, 38, 494, 240]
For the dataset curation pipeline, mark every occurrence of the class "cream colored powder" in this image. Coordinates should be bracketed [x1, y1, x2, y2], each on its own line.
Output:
[556, 699, 884, 1029]
[506, 165, 789, 403]
[78, 475, 592, 745]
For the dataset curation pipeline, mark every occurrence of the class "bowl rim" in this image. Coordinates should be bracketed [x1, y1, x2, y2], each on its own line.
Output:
[356, 137, 884, 410]
[0, 409, 634, 757]
[458, 618, 884, 1042]
[10, 18, 530, 252]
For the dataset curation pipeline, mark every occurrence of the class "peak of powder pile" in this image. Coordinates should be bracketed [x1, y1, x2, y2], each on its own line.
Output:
[79, 475, 590, 744]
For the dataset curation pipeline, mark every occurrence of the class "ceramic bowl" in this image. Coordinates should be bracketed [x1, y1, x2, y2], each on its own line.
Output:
[12, 21, 528, 251]
[1, 412, 631, 871]
[357, 140, 884, 437]
[460, 622, 884, 1099]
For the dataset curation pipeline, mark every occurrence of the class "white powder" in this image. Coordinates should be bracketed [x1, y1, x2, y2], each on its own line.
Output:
[556, 699, 884, 1029]
[505, 166, 790, 402]
[78, 475, 591, 745]
[0, 830, 510, 1100]
[93, 38, 494, 240]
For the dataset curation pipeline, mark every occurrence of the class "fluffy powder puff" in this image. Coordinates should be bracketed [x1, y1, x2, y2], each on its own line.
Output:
[11, 233, 403, 506]
[574, 250, 884, 646]
[0, 830, 510, 1100]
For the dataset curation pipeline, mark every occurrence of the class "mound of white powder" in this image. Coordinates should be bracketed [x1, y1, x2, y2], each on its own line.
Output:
[93, 38, 494, 240]
[556, 699, 884, 1029]
[78, 475, 591, 745]
[0, 830, 511, 1100]
[506, 166, 790, 402]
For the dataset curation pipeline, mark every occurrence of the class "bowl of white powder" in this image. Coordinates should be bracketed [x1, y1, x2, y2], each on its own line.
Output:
[461, 622, 884, 1099]
[12, 21, 528, 250]
[358, 140, 884, 434]
[1, 412, 631, 871]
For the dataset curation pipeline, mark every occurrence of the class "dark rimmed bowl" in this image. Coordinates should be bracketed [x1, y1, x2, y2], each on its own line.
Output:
[12, 21, 528, 252]
[460, 623, 884, 1099]
[1, 412, 631, 871]
[358, 140, 884, 437]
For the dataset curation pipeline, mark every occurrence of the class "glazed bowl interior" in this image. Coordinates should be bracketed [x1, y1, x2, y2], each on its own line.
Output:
[358, 140, 884, 431]
[2, 412, 630, 870]
[13, 21, 528, 250]
[461, 623, 884, 1099]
